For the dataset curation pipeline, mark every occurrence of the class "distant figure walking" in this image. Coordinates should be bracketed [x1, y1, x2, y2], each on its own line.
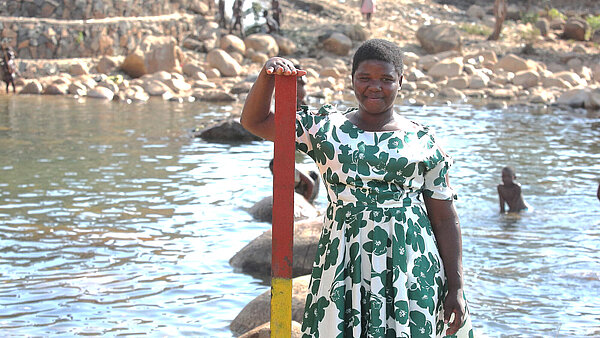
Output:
[497, 166, 530, 213]
[230, 0, 244, 37]
[360, 0, 375, 28]
[263, 9, 279, 34]
[271, 0, 282, 27]
[218, 0, 227, 29]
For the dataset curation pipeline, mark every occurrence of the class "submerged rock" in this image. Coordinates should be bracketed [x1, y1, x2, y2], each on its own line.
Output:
[230, 275, 310, 336]
[230, 217, 322, 278]
[192, 118, 261, 142]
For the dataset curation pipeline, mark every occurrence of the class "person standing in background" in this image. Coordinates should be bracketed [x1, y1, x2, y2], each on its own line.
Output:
[360, 0, 375, 28]
[271, 0, 282, 27]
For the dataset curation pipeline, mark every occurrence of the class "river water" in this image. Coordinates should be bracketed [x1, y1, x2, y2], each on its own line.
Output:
[0, 95, 598, 337]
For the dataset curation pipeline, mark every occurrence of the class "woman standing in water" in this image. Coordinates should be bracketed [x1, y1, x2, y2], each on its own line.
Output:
[241, 39, 473, 337]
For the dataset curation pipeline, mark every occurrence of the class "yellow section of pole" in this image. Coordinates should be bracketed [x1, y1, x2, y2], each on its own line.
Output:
[271, 277, 292, 337]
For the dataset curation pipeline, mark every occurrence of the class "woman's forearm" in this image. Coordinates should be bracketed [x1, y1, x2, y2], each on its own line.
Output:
[240, 67, 276, 141]
[424, 198, 464, 290]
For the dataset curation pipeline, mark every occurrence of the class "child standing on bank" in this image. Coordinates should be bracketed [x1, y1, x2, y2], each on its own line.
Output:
[497, 166, 530, 213]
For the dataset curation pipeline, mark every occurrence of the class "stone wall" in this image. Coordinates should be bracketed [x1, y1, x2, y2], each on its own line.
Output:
[0, 0, 201, 20]
[0, 14, 207, 59]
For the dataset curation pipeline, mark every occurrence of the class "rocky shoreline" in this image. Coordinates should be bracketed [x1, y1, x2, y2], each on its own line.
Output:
[1, 0, 599, 114]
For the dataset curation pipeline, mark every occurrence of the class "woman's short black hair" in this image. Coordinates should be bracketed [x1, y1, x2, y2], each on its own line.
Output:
[351, 39, 404, 78]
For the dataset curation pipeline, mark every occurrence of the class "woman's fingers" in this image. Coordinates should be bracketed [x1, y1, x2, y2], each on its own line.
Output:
[445, 307, 465, 335]
[265, 58, 306, 77]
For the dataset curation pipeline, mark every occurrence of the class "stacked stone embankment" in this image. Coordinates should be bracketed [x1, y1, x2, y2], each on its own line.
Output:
[0, 14, 204, 60]
[0, 0, 202, 19]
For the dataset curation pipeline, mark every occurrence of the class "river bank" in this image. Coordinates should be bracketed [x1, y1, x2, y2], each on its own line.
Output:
[1, 0, 600, 113]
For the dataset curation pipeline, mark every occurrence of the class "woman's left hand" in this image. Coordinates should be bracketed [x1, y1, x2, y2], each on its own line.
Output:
[444, 287, 466, 335]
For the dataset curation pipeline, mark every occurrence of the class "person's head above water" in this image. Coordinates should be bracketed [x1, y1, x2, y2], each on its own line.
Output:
[351, 39, 404, 80]
[501, 166, 516, 185]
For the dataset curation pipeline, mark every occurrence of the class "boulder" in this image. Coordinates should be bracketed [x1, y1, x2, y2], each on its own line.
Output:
[239, 321, 304, 338]
[428, 57, 463, 79]
[535, 18, 550, 37]
[585, 88, 600, 109]
[563, 18, 590, 41]
[495, 54, 532, 73]
[446, 76, 469, 90]
[468, 73, 490, 89]
[43, 83, 69, 95]
[220, 34, 246, 55]
[68, 82, 87, 96]
[554, 71, 586, 87]
[439, 87, 466, 100]
[230, 275, 310, 336]
[529, 88, 555, 104]
[244, 34, 279, 57]
[69, 62, 89, 76]
[96, 56, 118, 74]
[466, 5, 485, 20]
[513, 70, 540, 89]
[273, 34, 297, 55]
[206, 49, 243, 77]
[121, 36, 182, 78]
[182, 63, 204, 78]
[557, 88, 588, 107]
[248, 193, 319, 223]
[541, 76, 571, 89]
[162, 78, 192, 93]
[416, 24, 462, 54]
[142, 79, 172, 96]
[193, 118, 261, 142]
[19, 80, 43, 94]
[230, 217, 322, 278]
[87, 86, 115, 100]
[322, 32, 352, 56]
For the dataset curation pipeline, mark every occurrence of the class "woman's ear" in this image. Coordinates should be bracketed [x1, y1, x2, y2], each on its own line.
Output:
[398, 75, 403, 87]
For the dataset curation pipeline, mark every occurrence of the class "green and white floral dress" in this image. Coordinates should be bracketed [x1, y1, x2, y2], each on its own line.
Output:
[295, 104, 473, 338]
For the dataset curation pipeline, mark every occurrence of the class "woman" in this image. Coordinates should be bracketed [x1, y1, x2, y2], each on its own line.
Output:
[241, 39, 473, 337]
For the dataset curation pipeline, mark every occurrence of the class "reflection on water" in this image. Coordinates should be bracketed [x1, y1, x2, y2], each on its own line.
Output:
[0, 96, 599, 336]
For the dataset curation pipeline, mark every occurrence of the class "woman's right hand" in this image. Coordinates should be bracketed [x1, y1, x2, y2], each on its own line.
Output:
[264, 57, 307, 76]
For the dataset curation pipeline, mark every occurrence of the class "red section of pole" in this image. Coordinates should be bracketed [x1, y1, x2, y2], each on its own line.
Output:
[272, 75, 296, 280]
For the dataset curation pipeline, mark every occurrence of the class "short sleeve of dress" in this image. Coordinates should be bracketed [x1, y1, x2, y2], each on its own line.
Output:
[295, 105, 314, 158]
[422, 129, 457, 201]
[295, 104, 334, 162]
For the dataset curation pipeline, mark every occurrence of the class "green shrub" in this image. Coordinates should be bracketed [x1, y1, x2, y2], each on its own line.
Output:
[547, 8, 566, 21]
[520, 27, 541, 44]
[521, 11, 539, 25]
[587, 15, 600, 32]
[458, 23, 492, 37]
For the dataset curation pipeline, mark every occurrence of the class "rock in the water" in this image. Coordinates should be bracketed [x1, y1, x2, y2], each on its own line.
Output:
[192, 118, 261, 142]
[229, 217, 322, 278]
[230, 275, 310, 336]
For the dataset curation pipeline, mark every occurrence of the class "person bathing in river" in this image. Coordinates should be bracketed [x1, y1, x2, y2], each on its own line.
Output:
[497, 166, 530, 213]
[269, 159, 319, 203]
[241, 38, 473, 337]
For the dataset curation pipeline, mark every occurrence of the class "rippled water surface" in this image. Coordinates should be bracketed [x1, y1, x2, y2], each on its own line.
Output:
[0, 96, 599, 337]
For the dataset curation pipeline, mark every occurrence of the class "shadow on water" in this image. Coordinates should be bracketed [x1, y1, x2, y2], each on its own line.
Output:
[0, 95, 599, 336]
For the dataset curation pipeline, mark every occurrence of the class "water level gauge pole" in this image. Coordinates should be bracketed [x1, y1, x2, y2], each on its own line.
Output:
[271, 74, 297, 337]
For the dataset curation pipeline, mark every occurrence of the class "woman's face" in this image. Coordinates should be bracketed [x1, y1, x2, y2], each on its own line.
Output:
[352, 59, 401, 116]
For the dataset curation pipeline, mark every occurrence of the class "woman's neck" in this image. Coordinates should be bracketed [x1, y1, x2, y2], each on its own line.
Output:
[350, 110, 400, 131]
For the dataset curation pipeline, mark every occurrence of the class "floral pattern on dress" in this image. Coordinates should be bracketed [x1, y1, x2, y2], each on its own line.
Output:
[295, 104, 473, 337]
